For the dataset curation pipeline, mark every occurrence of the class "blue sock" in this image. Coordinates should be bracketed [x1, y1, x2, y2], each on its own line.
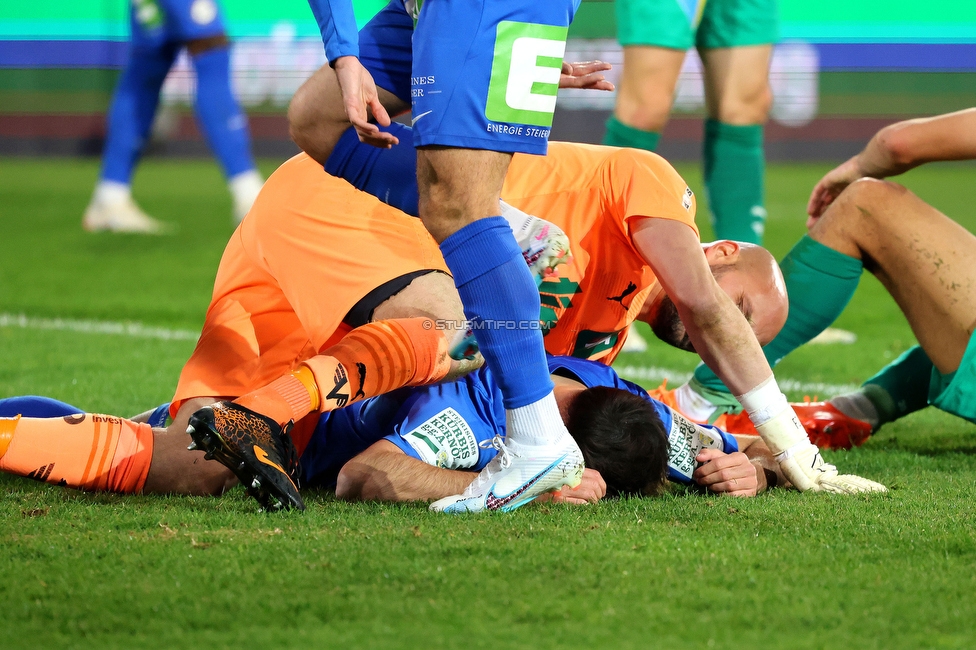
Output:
[100, 43, 179, 184]
[325, 123, 420, 216]
[441, 218, 553, 409]
[191, 47, 256, 179]
[0, 396, 83, 418]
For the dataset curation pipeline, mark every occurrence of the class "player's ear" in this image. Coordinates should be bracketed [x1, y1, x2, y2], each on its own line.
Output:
[703, 240, 740, 264]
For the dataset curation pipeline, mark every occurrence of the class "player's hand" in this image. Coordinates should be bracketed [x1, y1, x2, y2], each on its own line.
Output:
[692, 448, 760, 497]
[776, 441, 887, 494]
[333, 56, 398, 149]
[806, 155, 864, 226]
[559, 60, 615, 91]
[538, 468, 606, 505]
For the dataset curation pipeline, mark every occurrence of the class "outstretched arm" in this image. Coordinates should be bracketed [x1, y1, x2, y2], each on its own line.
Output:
[807, 108, 976, 221]
[335, 440, 473, 502]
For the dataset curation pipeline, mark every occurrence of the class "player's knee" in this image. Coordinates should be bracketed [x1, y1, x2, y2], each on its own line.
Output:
[615, 87, 673, 132]
[715, 83, 772, 124]
[842, 178, 910, 221]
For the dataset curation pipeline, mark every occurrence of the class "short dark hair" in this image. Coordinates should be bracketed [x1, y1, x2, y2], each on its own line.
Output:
[565, 387, 669, 496]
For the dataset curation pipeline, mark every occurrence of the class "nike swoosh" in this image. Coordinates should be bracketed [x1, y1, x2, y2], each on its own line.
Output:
[253, 445, 298, 491]
[411, 110, 433, 126]
[485, 454, 569, 510]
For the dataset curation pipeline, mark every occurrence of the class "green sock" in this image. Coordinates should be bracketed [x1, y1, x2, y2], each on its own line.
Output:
[693, 235, 864, 395]
[703, 119, 766, 244]
[603, 115, 661, 151]
[862, 345, 934, 425]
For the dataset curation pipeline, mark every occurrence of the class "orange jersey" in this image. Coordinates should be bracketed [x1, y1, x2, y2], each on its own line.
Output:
[504, 142, 699, 364]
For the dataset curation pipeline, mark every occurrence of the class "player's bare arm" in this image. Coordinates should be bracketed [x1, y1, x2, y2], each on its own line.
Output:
[631, 218, 773, 396]
[335, 440, 474, 502]
[807, 108, 976, 221]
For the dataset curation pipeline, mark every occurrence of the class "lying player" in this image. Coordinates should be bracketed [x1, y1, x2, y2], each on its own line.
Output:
[0, 355, 783, 505]
[315, 125, 888, 496]
[658, 108, 976, 448]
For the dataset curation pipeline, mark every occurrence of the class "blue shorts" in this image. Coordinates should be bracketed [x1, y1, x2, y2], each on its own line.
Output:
[130, 0, 227, 48]
[359, 0, 578, 155]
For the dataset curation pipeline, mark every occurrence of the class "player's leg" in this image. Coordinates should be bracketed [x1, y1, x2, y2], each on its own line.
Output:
[83, 24, 178, 234]
[700, 44, 773, 243]
[161, 0, 262, 223]
[603, 46, 686, 151]
[0, 396, 236, 496]
[288, 0, 414, 163]
[697, 0, 778, 243]
[410, 0, 584, 513]
[289, 65, 409, 165]
[603, 0, 692, 151]
[811, 179, 976, 372]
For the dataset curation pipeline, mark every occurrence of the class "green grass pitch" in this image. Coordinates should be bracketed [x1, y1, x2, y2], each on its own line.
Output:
[1, 156, 975, 649]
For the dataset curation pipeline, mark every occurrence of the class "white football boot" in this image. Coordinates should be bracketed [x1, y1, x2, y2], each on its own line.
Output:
[430, 434, 584, 513]
[82, 181, 171, 234]
[229, 169, 264, 224]
[447, 203, 573, 361]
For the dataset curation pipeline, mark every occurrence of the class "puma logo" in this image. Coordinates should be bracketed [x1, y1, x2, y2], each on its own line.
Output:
[608, 282, 637, 307]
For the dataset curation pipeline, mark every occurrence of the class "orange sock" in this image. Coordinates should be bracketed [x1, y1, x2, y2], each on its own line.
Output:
[234, 366, 319, 426]
[234, 318, 451, 424]
[305, 317, 452, 412]
[0, 414, 153, 493]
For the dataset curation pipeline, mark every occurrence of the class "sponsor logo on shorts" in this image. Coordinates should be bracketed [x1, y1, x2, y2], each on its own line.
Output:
[682, 187, 694, 211]
[63, 413, 86, 425]
[485, 21, 568, 128]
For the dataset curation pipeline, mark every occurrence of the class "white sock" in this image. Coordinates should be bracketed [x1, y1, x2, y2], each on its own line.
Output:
[92, 180, 131, 206]
[229, 169, 263, 202]
[506, 391, 571, 446]
[675, 382, 720, 422]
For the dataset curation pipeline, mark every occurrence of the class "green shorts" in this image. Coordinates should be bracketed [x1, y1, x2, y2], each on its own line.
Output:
[929, 332, 976, 424]
[616, 0, 779, 50]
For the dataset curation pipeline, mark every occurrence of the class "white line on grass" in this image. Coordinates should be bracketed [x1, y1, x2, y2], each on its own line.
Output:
[0, 313, 859, 397]
[0, 313, 199, 342]
[612, 365, 859, 398]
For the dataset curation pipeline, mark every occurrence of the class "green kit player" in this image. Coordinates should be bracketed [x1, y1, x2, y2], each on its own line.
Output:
[658, 109, 976, 449]
[604, 0, 777, 243]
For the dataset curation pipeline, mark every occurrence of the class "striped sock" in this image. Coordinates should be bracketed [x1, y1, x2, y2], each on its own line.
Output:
[304, 318, 452, 412]
[0, 414, 153, 493]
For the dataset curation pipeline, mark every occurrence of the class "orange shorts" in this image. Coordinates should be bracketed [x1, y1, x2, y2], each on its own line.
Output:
[171, 153, 448, 415]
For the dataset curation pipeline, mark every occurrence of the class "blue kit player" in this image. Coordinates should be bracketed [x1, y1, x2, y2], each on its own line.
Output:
[192, 0, 613, 513]
[83, 0, 264, 233]
[0, 356, 777, 504]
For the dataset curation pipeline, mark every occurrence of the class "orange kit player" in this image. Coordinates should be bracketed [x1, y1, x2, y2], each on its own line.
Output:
[325, 126, 888, 495]
[0, 154, 483, 512]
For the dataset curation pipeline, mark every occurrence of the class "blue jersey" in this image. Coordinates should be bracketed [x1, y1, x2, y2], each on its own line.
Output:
[299, 355, 738, 488]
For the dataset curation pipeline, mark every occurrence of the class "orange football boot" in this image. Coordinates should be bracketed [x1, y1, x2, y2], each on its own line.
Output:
[790, 398, 873, 450]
